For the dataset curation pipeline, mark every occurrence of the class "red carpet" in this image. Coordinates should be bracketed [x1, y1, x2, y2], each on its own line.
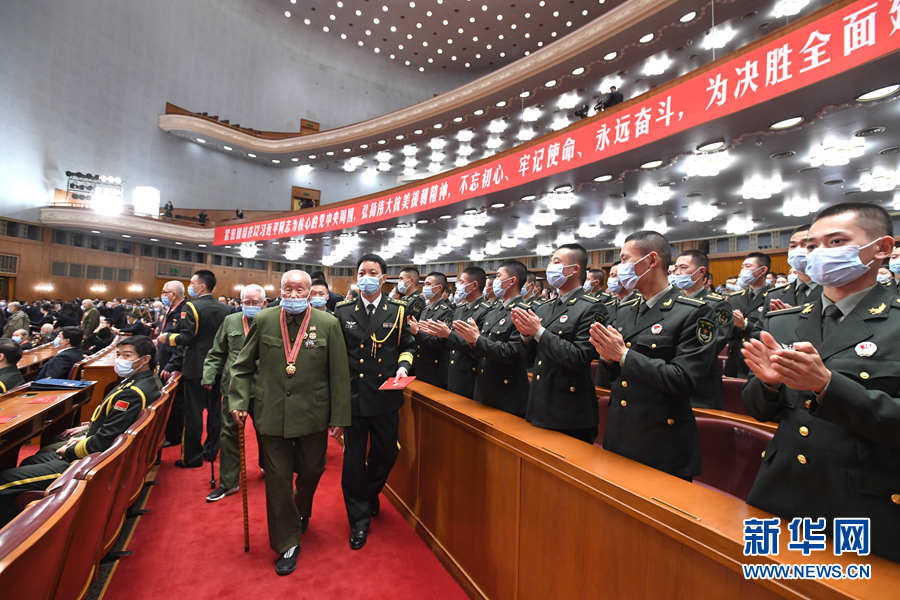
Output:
[103, 423, 466, 599]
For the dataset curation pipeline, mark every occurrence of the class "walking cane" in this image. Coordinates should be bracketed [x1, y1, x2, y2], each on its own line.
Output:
[237, 416, 250, 552]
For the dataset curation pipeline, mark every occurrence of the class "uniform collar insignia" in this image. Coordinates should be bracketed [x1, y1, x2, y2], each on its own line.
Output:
[868, 302, 886, 315]
[801, 303, 814, 315]
[662, 298, 673, 307]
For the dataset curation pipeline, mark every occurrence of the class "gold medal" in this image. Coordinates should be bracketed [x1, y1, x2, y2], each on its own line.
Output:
[285, 363, 296, 376]
[280, 306, 312, 378]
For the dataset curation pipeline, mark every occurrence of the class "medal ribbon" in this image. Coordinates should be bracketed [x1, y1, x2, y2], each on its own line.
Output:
[241, 314, 249, 336]
[280, 306, 312, 367]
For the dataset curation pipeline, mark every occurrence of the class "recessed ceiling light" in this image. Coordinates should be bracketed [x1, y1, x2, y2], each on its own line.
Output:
[439, 214, 453, 220]
[604, 51, 617, 61]
[474, 109, 484, 115]
[91, 230, 101, 234]
[198, 244, 207, 248]
[593, 175, 612, 182]
[520, 91, 530, 98]
[434, 123, 443, 129]
[396, 134, 405, 140]
[413, 129, 423, 135]
[769, 116, 804, 130]
[121, 234, 131, 238]
[640, 160, 664, 169]
[571, 66, 585, 75]
[453, 116, 463, 122]
[680, 11, 697, 23]
[360, 144, 369, 149]
[248, 153, 257, 158]
[417, 219, 429, 224]
[856, 84, 900, 101]
[271, 159, 280, 164]
[697, 139, 726, 152]
[378, 139, 386, 144]
[284, 10, 291, 18]
[496, 100, 507, 107]
[520, 194, 537, 201]
[149, 238, 158, 242]
[491, 202, 505, 208]
[639, 33, 654, 43]
[291, 157, 300, 162]
[196, 138, 206, 144]
[553, 184, 574, 193]
[308, 154, 317, 159]
[303, 18, 310, 25]
[544, 79, 557, 87]
[326, 151, 335, 156]
[223, 145, 232, 151]
[175, 241, 183, 245]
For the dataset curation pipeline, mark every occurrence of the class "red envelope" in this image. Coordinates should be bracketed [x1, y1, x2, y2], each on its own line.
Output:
[28, 396, 58, 404]
[378, 376, 417, 391]
[0, 415, 18, 424]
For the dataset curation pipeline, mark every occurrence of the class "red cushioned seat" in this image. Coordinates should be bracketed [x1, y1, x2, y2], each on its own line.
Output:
[694, 416, 773, 500]
[721, 377, 748, 415]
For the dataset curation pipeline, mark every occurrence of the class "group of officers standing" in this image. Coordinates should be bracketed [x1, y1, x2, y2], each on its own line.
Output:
[169, 200, 897, 573]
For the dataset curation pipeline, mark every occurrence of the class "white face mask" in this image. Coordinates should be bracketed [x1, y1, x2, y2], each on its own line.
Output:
[805, 239, 880, 287]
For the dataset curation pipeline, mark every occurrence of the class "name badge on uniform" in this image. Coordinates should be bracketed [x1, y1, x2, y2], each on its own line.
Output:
[651, 323, 662, 334]
[499, 318, 505, 325]
[855, 341, 877, 357]
[560, 315, 568, 323]
[757, 306, 764, 312]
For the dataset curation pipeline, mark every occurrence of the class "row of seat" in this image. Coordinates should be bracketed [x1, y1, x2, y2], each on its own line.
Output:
[0, 373, 181, 600]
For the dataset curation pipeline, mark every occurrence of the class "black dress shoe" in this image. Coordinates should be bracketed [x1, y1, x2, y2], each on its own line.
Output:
[275, 545, 299, 575]
[349, 526, 368, 550]
[162, 440, 179, 448]
[174, 459, 202, 468]
[299, 516, 309, 534]
[370, 496, 380, 517]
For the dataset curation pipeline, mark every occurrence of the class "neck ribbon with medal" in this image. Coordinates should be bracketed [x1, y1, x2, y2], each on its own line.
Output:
[280, 306, 313, 377]
[368, 302, 404, 358]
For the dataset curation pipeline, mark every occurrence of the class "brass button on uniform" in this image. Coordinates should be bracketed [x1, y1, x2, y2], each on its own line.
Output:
[625, 342, 631, 348]
[569, 386, 575, 392]
[804, 399, 812, 409]
[359, 358, 364, 363]
[799, 426, 809, 437]
[433, 359, 438, 364]
[359, 373, 365, 378]
[891, 493, 900, 505]
[797, 454, 807, 465]
[666, 418, 675, 425]
[537, 360, 542, 366]
[536, 375, 541, 381]
[620, 399, 627, 407]
[558, 329, 563, 334]
[450, 360, 454, 365]
[651, 343, 657, 349]
[621, 380, 628, 388]
[503, 379, 509, 385]
[860, 371, 870, 380]
[377, 358, 382, 363]
[760, 450, 766, 458]
[359, 344, 365, 349]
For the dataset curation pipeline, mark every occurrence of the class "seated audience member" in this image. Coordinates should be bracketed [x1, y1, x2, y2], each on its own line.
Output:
[116, 309, 152, 336]
[0, 336, 161, 525]
[310, 279, 330, 311]
[54, 302, 80, 327]
[37, 323, 55, 344]
[84, 317, 115, 353]
[11, 329, 33, 351]
[0, 339, 25, 393]
[36, 326, 85, 379]
[741, 202, 900, 563]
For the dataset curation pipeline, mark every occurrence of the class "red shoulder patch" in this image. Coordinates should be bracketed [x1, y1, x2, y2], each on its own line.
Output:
[114, 399, 129, 411]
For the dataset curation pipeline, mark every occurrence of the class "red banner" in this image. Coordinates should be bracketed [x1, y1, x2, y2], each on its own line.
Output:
[215, 0, 900, 246]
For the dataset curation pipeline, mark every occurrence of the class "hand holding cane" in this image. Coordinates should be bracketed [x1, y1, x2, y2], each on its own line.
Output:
[233, 409, 250, 552]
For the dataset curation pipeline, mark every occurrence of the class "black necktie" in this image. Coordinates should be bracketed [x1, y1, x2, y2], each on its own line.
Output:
[367, 304, 376, 317]
[822, 304, 842, 339]
[638, 300, 649, 316]
[796, 283, 807, 303]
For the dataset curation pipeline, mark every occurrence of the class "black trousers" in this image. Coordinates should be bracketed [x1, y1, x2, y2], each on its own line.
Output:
[0, 442, 70, 526]
[164, 384, 185, 444]
[341, 411, 399, 530]
[181, 378, 221, 465]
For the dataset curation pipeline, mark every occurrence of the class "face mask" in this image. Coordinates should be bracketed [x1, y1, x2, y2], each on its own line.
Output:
[787, 273, 798, 283]
[357, 275, 381, 296]
[187, 285, 198, 298]
[454, 281, 471, 304]
[669, 271, 700, 291]
[877, 273, 893, 284]
[242, 305, 261, 319]
[310, 296, 328, 309]
[607, 277, 622, 295]
[546, 263, 574, 289]
[422, 285, 436, 300]
[805, 239, 879, 287]
[281, 297, 308, 314]
[787, 246, 808, 272]
[53, 337, 61, 348]
[889, 260, 900, 275]
[582, 280, 594, 293]
[397, 280, 408, 295]
[114, 357, 140, 378]
[737, 267, 762, 289]
[617, 254, 650, 291]
[725, 283, 742, 292]
[521, 284, 531, 298]
[11, 336, 21, 344]
[492, 277, 507, 299]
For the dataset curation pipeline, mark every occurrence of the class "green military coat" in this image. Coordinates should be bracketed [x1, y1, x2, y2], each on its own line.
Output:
[202, 311, 252, 403]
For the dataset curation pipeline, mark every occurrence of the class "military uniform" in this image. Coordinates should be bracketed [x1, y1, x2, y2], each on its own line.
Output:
[764, 278, 823, 309]
[600, 287, 718, 479]
[413, 298, 454, 388]
[686, 289, 733, 409]
[743, 284, 900, 562]
[164, 294, 229, 465]
[1, 310, 28, 339]
[526, 288, 607, 443]
[333, 294, 415, 531]
[229, 306, 351, 553]
[724, 286, 767, 377]
[447, 297, 490, 398]
[0, 370, 160, 524]
[201, 312, 263, 488]
[472, 297, 530, 416]
[157, 298, 187, 444]
[594, 293, 637, 388]
[80, 307, 100, 344]
[401, 289, 427, 320]
[0, 365, 24, 394]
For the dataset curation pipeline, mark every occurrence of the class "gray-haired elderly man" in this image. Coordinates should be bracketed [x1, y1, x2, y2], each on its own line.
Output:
[201, 283, 267, 503]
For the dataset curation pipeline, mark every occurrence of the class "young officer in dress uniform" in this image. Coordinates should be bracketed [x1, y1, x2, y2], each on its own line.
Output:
[512, 244, 607, 444]
[591, 231, 718, 480]
[392, 266, 426, 319]
[671, 250, 733, 409]
[724, 253, 770, 378]
[158, 270, 229, 468]
[333, 254, 416, 551]
[0, 337, 160, 525]
[408, 272, 453, 388]
[764, 227, 824, 314]
[419, 266, 490, 399]
[454, 260, 531, 417]
[741, 203, 900, 563]
[0, 339, 25, 393]
[229, 270, 351, 575]
[200, 284, 266, 503]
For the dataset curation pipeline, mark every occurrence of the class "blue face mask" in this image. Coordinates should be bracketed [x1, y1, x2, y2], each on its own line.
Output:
[617, 254, 650, 291]
[877, 273, 893, 284]
[546, 263, 574, 289]
[889, 260, 900, 275]
[492, 277, 507, 299]
[787, 247, 808, 272]
[787, 273, 798, 283]
[669, 271, 700, 291]
[607, 277, 622, 295]
[422, 285, 438, 300]
[357, 276, 381, 296]
[725, 283, 742, 292]
[281, 297, 308, 314]
[397, 280, 408, 295]
[310, 296, 328, 308]
[582, 280, 594, 293]
[161, 295, 171, 307]
[53, 337, 61, 348]
[114, 357, 137, 378]
[737, 266, 762, 288]
[453, 281, 470, 304]
[805, 239, 879, 287]
[187, 285, 198, 298]
[242, 305, 261, 319]
[11, 336, 21, 344]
